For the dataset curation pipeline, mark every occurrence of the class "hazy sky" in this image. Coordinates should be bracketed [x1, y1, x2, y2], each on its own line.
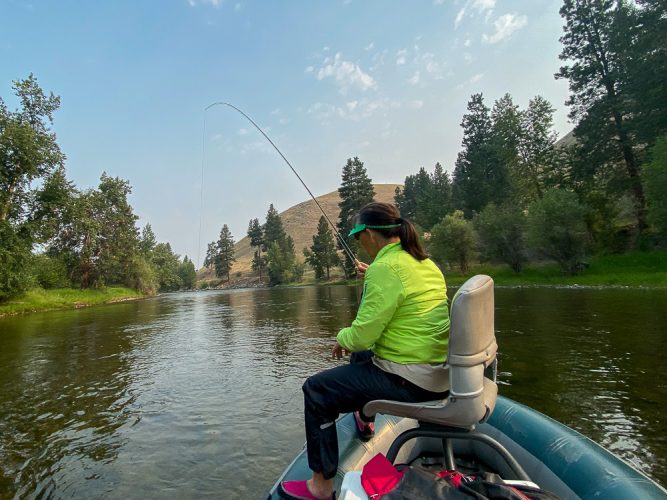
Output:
[1, 0, 572, 265]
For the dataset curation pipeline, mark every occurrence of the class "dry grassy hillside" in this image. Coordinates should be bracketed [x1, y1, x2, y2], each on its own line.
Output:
[206, 183, 399, 280]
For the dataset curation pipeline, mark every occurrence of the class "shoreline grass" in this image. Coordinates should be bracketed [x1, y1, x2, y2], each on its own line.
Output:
[0, 287, 146, 318]
[318, 251, 667, 289]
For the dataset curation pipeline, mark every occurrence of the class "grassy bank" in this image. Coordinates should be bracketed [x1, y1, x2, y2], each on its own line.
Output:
[0, 287, 146, 317]
[444, 251, 667, 287]
[330, 251, 667, 288]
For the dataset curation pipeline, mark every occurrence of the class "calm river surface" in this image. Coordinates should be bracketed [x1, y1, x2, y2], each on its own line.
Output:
[1, 285, 666, 498]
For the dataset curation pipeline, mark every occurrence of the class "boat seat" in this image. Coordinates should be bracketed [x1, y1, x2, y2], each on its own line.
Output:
[363, 275, 530, 480]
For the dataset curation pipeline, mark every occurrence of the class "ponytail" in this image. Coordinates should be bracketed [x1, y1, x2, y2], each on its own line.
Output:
[357, 202, 428, 261]
[398, 219, 428, 261]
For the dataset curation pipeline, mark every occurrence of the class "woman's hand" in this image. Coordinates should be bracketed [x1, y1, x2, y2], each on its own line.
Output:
[355, 260, 369, 276]
[332, 342, 350, 359]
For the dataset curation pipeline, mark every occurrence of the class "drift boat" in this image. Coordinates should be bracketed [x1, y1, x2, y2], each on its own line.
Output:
[265, 276, 667, 499]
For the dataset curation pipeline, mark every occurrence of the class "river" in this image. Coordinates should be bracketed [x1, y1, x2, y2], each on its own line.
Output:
[0, 285, 665, 498]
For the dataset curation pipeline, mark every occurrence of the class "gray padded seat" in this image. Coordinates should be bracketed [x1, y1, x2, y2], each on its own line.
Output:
[363, 274, 498, 430]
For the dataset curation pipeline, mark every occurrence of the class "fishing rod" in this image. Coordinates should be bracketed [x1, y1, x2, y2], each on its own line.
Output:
[203, 102, 358, 267]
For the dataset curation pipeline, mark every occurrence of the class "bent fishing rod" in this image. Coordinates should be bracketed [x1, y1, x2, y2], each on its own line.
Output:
[203, 102, 358, 267]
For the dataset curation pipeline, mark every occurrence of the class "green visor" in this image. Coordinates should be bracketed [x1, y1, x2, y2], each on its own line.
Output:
[348, 223, 402, 238]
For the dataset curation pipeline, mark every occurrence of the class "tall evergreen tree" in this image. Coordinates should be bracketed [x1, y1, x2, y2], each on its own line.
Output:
[516, 96, 559, 203]
[452, 94, 510, 217]
[626, 0, 667, 147]
[139, 223, 157, 257]
[203, 241, 217, 268]
[395, 163, 452, 230]
[247, 217, 265, 281]
[556, 0, 646, 231]
[263, 204, 287, 249]
[337, 157, 375, 276]
[429, 163, 453, 228]
[215, 224, 236, 282]
[261, 204, 297, 285]
[304, 216, 341, 280]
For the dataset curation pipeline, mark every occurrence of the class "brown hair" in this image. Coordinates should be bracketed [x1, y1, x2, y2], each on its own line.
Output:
[358, 202, 428, 261]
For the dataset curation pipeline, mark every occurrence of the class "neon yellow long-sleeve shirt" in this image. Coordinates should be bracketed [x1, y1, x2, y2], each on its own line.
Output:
[336, 242, 450, 364]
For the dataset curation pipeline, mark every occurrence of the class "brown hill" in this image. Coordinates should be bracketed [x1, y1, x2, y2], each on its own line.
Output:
[227, 183, 400, 277]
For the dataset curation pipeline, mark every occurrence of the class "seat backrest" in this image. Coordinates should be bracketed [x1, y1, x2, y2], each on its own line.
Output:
[363, 274, 498, 428]
[445, 274, 498, 423]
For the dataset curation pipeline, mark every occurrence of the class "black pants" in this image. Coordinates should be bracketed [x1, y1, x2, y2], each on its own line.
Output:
[302, 351, 449, 479]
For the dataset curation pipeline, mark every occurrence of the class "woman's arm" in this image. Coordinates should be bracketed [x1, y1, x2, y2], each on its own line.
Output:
[336, 262, 405, 352]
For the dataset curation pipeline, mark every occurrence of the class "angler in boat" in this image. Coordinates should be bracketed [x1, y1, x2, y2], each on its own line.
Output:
[271, 204, 667, 499]
[278, 202, 453, 500]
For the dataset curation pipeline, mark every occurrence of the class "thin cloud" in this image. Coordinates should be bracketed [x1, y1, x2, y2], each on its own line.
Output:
[396, 49, 407, 66]
[455, 8, 466, 29]
[482, 13, 528, 44]
[470, 73, 484, 83]
[408, 71, 421, 85]
[316, 53, 377, 94]
[364, 42, 375, 51]
[455, 0, 495, 27]
[187, 0, 223, 7]
[307, 98, 384, 122]
[472, 0, 495, 11]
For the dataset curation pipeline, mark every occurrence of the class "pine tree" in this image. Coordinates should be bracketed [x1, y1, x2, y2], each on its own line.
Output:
[215, 224, 236, 282]
[203, 241, 217, 268]
[247, 217, 264, 281]
[452, 94, 510, 217]
[429, 163, 453, 228]
[337, 157, 375, 276]
[139, 223, 157, 257]
[263, 204, 287, 249]
[261, 204, 297, 285]
[304, 216, 341, 280]
[395, 164, 452, 230]
[516, 96, 558, 204]
[555, 0, 647, 231]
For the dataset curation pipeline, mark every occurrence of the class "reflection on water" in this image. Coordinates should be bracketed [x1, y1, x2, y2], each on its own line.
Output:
[0, 286, 665, 497]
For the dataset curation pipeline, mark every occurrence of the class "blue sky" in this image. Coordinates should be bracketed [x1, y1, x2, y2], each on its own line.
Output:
[1, 0, 571, 265]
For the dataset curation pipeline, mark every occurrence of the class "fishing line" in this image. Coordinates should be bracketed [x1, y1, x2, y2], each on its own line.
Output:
[201, 102, 358, 267]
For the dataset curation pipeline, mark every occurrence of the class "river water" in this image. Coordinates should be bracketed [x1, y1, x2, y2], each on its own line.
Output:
[0, 285, 665, 498]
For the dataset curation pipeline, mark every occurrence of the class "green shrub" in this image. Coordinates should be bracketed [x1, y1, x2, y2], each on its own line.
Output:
[526, 189, 589, 274]
[643, 135, 667, 243]
[429, 211, 477, 273]
[31, 254, 71, 289]
[474, 203, 527, 273]
[0, 221, 32, 301]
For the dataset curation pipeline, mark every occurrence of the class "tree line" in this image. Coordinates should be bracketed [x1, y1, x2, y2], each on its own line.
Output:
[0, 75, 195, 301]
[397, 0, 666, 275]
[3, 1, 665, 296]
[225, 1, 665, 282]
[205, 156, 376, 286]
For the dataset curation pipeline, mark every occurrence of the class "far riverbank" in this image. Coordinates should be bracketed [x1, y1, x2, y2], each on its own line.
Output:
[3, 252, 665, 318]
[0, 288, 146, 318]
[331, 251, 667, 288]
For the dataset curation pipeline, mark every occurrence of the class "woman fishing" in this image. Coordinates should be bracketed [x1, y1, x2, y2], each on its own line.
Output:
[278, 202, 451, 500]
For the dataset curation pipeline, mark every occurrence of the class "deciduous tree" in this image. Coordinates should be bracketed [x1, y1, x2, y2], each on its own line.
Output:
[429, 211, 477, 273]
[526, 189, 589, 274]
